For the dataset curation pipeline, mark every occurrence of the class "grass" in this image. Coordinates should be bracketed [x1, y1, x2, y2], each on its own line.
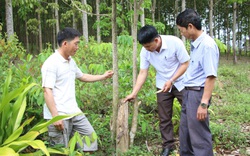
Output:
[211, 55, 250, 155]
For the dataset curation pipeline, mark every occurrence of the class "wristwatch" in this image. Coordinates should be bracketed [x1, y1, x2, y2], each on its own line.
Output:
[200, 103, 208, 109]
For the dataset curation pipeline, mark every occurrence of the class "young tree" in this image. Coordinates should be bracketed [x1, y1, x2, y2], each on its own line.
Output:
[5, 0, 14, 40]
[81, 0, 88, 42]
[96, 0, 101, 43]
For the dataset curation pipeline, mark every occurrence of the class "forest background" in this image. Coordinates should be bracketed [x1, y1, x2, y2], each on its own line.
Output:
[0, 0, 250, 155]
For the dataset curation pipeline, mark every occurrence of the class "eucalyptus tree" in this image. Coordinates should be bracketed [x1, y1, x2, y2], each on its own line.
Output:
[130, 0, 144, 147]
[82, 0, 88, 42]
[96, 0, 101, 43]
[5, 0, 14, 40]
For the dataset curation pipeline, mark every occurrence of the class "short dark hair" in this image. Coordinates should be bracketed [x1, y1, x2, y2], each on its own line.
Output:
[57, 27, 82, 47]
[176, 8, 202, 30]
[137, 25, 159, 44]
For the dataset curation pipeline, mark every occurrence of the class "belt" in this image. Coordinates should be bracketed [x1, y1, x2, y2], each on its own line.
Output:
[185, 86, 203, 91]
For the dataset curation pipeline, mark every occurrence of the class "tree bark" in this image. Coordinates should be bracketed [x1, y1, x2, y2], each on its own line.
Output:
[209, 0, 214, 37]
[96, 0, 101, 43]
[181, 0, 186, 42]
[111, 0, 118, 155]
[130, 0, 143, 147]
[82, 0, 89, 42]
[38, 9, 42, 53]
[116, 100, 129, 155]
[151, 0, 156, 24]
[5, 0, 14, 40]
[233, 2, 237, 64]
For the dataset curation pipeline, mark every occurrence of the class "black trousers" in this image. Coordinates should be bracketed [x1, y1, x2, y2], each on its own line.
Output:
[157, 85, 183, 149]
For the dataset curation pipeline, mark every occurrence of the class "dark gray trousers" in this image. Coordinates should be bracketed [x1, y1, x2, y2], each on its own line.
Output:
[179, 88, 213, 156]
[157, 86, 183, 149]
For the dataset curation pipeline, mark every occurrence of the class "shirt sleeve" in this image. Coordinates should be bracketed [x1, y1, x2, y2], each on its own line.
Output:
[41, 62, 56, 89]
[140, 48, 150, 69]
[202, 46, 219, 77]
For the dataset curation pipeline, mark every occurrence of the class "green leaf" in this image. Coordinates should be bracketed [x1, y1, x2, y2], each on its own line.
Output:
[84, 136, 91, 147]
[0, 146, 18, 156]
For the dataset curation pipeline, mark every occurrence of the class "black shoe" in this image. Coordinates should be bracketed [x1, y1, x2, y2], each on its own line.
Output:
[161, 148, 173, 156]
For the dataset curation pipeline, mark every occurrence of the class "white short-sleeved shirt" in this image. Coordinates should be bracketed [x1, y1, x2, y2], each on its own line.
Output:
[140, 35, 190, 91]
[41, 51, 84, 119]
[183, 32, 219, 87]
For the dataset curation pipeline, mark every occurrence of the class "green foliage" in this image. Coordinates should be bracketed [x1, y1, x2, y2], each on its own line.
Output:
[214, 38, 227, 53]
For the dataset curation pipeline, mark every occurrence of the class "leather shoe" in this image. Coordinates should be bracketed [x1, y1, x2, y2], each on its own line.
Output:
[161, 148, 173, 156]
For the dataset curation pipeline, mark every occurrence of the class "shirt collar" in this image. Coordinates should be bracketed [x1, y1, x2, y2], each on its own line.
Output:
[191, 32, 206, 49]
[55, 50, 71, 62]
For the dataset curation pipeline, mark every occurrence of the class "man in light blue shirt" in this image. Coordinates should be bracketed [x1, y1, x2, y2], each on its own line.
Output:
[124, 25, 190, 156]
[177, 9, 219, 156]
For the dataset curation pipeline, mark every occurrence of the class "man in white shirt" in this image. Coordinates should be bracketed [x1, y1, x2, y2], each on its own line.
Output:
[124, 25, 190, 156]
[42, 27, 113, 153]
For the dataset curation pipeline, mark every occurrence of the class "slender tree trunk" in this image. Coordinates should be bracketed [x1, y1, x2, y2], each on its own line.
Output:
[151, 0, 156, 24]
[82, 0, 89, 42]
[55, 0, 59, 34]
[96, 0, 101, 43]
[73, 13, 77, 29]
[209, 0, 213, 37]
[181, 0, 186, 42]
[174, 0, 179, 36]
[140, 7, 145, 26]
[38, 10, 42, 53]
[232, 2, 237, 64]
[111, 0, 118, 155]
[130, 0, 143, 147]
[5, 0, 14, 40]
[194, 0, 197, 10]
[25, 20, 29, 53]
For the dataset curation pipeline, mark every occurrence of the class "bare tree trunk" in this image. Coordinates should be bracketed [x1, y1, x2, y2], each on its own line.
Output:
[5, 0, 14, 40]
[25, 20, 29, 53]
[232, 2, 237, 64]
[194, 0, 197, 10]
[96, 0, 101, 43]
[209, 0, 214, 37]
[181, 0, 186, 42]
[82, 0, 89, 42]
[140, 7, 145, 26]
[55, 0, 59, 34]
[116, 100, 129, 155]
[38, 10, 42, 53]
[151, 0, 156, 24]
[73, 13, 77, 29]
[130, 0, 143, 147]
[174, 0, 179, 36]
[111, 0, 118, 155]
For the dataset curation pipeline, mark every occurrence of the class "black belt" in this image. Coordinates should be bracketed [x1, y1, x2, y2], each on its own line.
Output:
[185, 86, 203, 91]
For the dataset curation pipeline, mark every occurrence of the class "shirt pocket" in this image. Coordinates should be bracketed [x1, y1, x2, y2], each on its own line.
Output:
[163, 54, 177, 69]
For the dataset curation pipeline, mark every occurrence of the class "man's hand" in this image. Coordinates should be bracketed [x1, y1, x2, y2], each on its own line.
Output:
[53, 119, 64, 131]
[104, 70, 114, 79]
[124, 94, 136, 103]
[162, 80, 172, 92]
[197, 106, 208, 121]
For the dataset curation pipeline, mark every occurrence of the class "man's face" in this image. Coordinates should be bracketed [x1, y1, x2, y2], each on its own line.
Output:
[142, 38, 160, 52]
[177, 25, 190, 39]
[65, 37, 80, 56]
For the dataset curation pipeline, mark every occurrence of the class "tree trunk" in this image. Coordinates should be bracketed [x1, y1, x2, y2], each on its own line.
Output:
[55, 0, 59, 34]
[209, 0, 213, 37]
[25, 19, 29, 53]
[140, 7, 145, 26]
[174, 0, 179, 36]
[111, 0, 118, 155]
[181, 0, 186, 42]
[5, 0, 14, 40]
[96, 0, 101, 43]
[116, 100, 129, 155]
[232, 2, 237, 64]
[82, 0, 89, 42]
[194, 0, 197, 10]
[151, 0, 156, 24]
[38, 10, 42, 53]
[130, 0, 143, 147]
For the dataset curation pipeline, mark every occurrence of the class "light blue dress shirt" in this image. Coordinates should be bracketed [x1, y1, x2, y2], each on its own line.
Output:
[183, 32, 219, 87]
[140, 35, 190, 91]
